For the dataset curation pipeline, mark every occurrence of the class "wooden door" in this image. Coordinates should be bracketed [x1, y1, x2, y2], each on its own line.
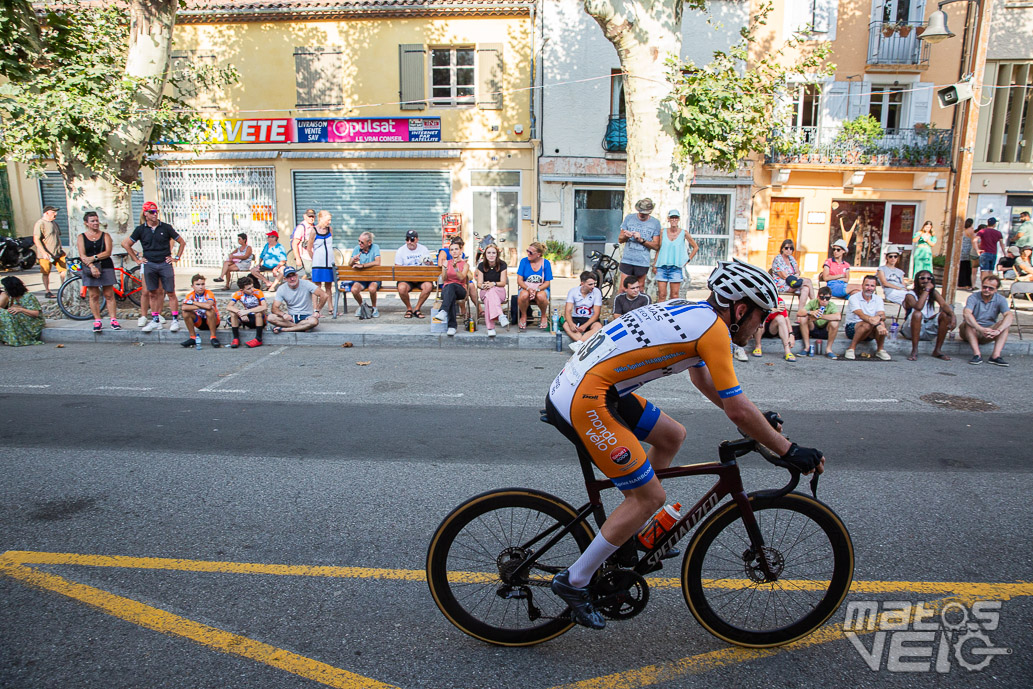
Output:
[767, 198, 801, 266]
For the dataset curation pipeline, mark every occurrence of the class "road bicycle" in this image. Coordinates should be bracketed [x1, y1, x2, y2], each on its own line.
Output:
[57, 255, 143, 320]
[426, 413, 853, 648]
[588, 245, 620, 303]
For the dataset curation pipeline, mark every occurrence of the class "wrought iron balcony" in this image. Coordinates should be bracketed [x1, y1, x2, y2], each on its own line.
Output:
[766, 126, 953, 167]
[868, 21, 930, 67]
[602, 115, 626, 152]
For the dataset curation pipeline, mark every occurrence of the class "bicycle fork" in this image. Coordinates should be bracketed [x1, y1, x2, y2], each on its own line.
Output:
[729, 490, 779, 582]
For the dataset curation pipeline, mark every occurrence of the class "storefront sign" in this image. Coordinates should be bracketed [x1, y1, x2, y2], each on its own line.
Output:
[295, 118, 441, 143]
[200, 119, 294, 144]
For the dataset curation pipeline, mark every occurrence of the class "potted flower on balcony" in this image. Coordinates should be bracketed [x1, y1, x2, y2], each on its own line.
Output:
[835, 114, 884, 165]
[882, 22, 898, 38]
[897, 24, 913, 37]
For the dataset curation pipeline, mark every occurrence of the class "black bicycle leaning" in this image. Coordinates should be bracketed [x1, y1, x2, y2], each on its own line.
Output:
[426, 414, 854, 648]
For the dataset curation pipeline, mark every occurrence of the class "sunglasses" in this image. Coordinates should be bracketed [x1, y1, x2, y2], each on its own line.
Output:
[818, 295, 831, 300]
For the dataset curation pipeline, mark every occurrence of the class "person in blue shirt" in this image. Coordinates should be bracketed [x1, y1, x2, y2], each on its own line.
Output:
[251, 231, 288, 290]
[349, 231, 382, 317]
[516, 241, 553, 329]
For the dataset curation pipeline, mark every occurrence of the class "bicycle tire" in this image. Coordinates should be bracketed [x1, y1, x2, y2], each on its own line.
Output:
[120, 266, 143, 306]
[682, 492, 853, 647]
[57, 276, 100, 320]
[427, 488, 594, 647]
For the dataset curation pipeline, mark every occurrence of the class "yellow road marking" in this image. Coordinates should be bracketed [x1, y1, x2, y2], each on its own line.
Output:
[4, 550, 1031, 689]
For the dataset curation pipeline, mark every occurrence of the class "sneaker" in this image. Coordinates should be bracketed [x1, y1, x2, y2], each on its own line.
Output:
[436, 310, 448, 322]
[210, 337, 222, 348]
[569, 341, 581, 352]
[93, 320, 102, 332]
[806, 344, 815, 357]
[446, 327, 457, 336]
[372, 307, 379, 318]
[875, 349, 892, 361]
[550, 570, 605, 630]
[229, 338, 240, 349]
[141, 320, 160, 333]
[487, 328, 496, 337]
[180, 337, 196, 348]
[988, 356, 1009, 367]
[844, 349, 856, 360]
[968, 355, 983, 365]
[734, 347, 748, 362]
[246, 339, 262, 348]
[137, 316, 148, 328]
[826, 351, 838, 360]
[751, 347, 763, 357]
[110, 319, 121, 331]
[159, 315, 167, 324]
[169, 319, 181, 333]
[498, 313, 510, 328]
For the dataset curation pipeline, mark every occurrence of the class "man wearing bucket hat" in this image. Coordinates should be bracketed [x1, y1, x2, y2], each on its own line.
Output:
[617, 198, 661, 295]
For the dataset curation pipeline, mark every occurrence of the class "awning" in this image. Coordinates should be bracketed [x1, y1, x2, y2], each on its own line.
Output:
[280, 150, 461, 159]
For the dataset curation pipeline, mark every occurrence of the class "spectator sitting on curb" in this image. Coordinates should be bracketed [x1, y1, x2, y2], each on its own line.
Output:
[179, 274, 221, 348]
[822, 239, 861, 299]
[961, 274, 1013, 366]
[876, 248, 908, 305]
[214, 232, 253, 287]
[268, 267, 325, 334]
[0, 276, 44, 346]
[475, 243, 509, 336]
[395, 230, 433, 319]
[227, 275, 268, 349]
[797, 286, 841, 359]
[613, 276, 650, 316]
[843, 275, 891, 361]
[516, 241, 552, 330]
[349, 231, 381, 318]
[252, 231, 288, 290]
[901, 270, 955, 362]
[751, 296, 796, 362]
[563, 271, 603, 352]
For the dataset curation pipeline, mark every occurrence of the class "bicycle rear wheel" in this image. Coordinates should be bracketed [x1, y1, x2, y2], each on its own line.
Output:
[57, 276, 101, 320]
[119, 266, 143, 306]
[427, 488, 594, 646]
[682, 492, 853, 647]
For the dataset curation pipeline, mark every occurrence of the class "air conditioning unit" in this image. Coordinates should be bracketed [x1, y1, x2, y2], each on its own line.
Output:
[937, 81, 974, 108]
[539, 201, 562, 224]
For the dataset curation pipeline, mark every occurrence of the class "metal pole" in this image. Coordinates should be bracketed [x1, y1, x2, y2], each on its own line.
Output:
[943, 0, 995, 306]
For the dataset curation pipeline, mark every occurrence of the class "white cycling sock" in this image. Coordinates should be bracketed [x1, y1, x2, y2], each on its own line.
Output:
[568, 533, 619, 588]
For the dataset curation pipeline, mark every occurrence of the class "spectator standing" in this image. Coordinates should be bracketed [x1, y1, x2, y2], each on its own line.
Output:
[349, 231, 381, 317]
[131, 209, 164, 329]
[0, 276, 44, 346]
[976, 218, 1006, 280]
[227, 275, 268, 348]
[876, 249, 908, 305]
[291, 209, 316, 276]
[770, 238, 813, 316]
[821, 239, 861, 298]
[32, 206, 67, 298]
[268, 267, 325, 333]
[437, 237, 469, 336]
[475, 243, 509, 336]
[563, 271, 603, 351]
[252, 231, 288, 290]
[516, 241, 552, 330]
[214, 233, 253, 287]
[122, 201, 186, 333]
[651, 209, 698, 301]
[77, 210, 119, 332]
[179, 274, 221, 348]
[797, 286, 841, 359]
[901, 270, 955, 361]
[912, 221, 936, 275]
[308, 210, 335, 310]
[961, 275, 1013, 366]
[959, 218, 975, 289]
[613, 276, 651, 315]
[1014, 211, 1033, 248]
[751, 297, 796, 362]
[395, 230, 433, 319]
[843, 275, 891, 361]
[617, 198, 661, 295]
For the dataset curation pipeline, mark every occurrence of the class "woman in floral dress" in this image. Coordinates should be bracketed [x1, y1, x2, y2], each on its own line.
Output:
[0, 276, 45, 346]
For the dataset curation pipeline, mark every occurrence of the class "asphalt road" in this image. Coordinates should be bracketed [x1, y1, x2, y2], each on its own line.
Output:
[1, 344, 1030, 689]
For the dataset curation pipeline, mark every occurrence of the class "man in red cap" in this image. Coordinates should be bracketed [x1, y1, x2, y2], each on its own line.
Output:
[121, 201, 186, 333]
[251, 230, 288, 290]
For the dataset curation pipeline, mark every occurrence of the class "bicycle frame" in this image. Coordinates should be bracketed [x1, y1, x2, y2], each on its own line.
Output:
[73, 265, 142, 300]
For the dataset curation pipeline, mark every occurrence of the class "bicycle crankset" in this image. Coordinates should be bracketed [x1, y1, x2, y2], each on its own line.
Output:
[593, 569, 649, 620]
[743, 546, 785, 583]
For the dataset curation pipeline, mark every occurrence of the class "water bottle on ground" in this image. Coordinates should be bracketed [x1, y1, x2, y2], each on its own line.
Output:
[889, 321, 899, 339]
[195, 337, 202, 351]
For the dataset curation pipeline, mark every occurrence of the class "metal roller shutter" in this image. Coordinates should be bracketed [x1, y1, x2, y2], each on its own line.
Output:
[292, 171, 451, 250]
[39, 171, 144, 244]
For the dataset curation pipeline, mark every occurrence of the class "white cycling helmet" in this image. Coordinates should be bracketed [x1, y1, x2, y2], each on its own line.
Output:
[707, 259, 780, 311]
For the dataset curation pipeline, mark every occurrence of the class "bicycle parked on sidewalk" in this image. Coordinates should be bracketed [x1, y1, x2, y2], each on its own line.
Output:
[426, 414, 853, 648]
[57, 254, 143, 320]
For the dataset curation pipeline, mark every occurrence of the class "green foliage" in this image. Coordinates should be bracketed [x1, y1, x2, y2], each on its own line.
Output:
[544, 240, 574, 262]
[932, 255, 946, 268]
[665, 2, 834, 172]
[0, 0, 236, 185]
[834, 115, 884, 152]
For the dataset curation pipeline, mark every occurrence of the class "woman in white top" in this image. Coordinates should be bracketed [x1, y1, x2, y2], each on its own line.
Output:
[650, 209, 698, 301]
[876, 249, 908, 304]
[214, 233, 253, 287]
[307, 210, 335, 308]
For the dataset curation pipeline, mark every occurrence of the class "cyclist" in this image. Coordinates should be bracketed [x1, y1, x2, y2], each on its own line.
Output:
[546, 259, 826, 630]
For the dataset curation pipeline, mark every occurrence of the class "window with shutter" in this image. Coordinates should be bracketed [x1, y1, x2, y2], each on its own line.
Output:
[170, 51, 218, 109]
[985, 63, 1033, 164]
[294, 47, 344, 108]
[430, 47, 476, 108]
[477, 44, 503, 110]
[399, 44, 427, 111]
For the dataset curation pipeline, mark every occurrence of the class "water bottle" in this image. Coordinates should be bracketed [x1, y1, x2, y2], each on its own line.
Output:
[551, 308, 559, 333]
[638, 503, 683, 550]
[889, 321, 900, 339]
[194, 337, 202, 351]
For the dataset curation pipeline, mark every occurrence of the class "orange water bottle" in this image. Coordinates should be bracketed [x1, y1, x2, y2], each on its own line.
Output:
[637, 503, 682, 550]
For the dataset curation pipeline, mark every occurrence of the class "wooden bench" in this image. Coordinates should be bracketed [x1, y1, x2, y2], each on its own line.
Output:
[334, 265, 441, 316]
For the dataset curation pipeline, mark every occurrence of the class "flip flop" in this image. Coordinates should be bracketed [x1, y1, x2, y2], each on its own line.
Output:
[413, 310, 424, 319]
[539, 320, 548, 329]
[932, 353, 951, 361]
[907, 354, 918, 361]
[271, 326, 283, 334]
[45, 292, 55, 299]
[404, 310, 413, 319]
[518, 320, 527, 331]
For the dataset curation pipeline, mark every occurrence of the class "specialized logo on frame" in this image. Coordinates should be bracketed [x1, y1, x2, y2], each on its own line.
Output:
[844, 600, 1011, 673]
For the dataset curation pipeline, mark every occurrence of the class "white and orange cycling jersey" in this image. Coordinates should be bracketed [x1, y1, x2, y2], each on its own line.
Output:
[183, 289, 219, 321]
[547, 299, 740, 491]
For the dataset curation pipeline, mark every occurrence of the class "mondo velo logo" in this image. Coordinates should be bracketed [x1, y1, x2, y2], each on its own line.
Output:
[844, 600, 1012, 673]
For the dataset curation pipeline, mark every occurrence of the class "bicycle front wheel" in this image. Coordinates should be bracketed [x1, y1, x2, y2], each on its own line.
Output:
[682, 492, 853, 648]
[121, 266, 143, 306]
[57, 276, 101, 320]
[427, 488, 595, 647]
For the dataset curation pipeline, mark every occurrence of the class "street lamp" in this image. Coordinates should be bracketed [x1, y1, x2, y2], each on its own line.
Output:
[919, 0, 995, 305]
